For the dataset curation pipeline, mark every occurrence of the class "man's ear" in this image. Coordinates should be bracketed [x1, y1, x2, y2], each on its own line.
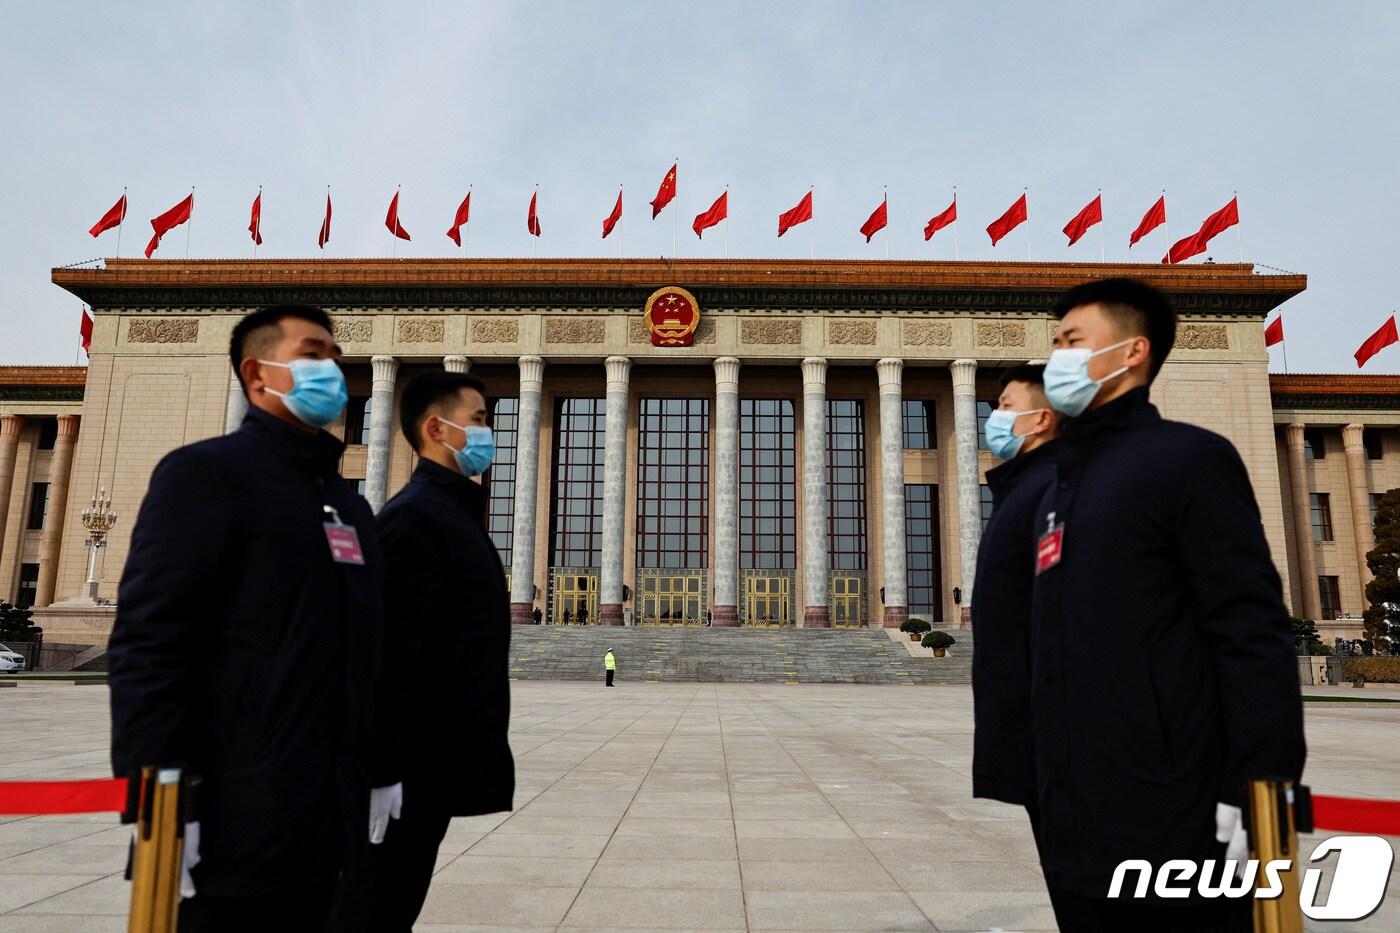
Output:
[238, 357, 262, 395]
[1129, 335, 1152, 370]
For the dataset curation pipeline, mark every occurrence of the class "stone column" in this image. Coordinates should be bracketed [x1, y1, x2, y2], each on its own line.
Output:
[224, 368, 247, 434]
[364, 355, 399, 512]
[509, 356, 546, 625]
[801, 357, 830, 627]
[443, 355, 471, 374]
[1342, 424, 1376, 597]
[0, 414, 22, 563]
[1285, 423, 1322, 620]
[951, 360, 981, 623]
[877, 359, 908, 628]
[712, 357, 742, 627]
[598, 356, 631, 626]
[35, 415, 78, 607]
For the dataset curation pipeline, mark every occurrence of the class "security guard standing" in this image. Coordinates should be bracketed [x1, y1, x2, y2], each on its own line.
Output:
[110, 305, 387, 931]
[604, 649, 617, 687]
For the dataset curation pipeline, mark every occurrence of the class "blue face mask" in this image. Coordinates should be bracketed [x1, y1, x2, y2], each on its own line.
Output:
[259, 358, 348, 429]
[1043, 338, 1134, 417]
[439, 419, 495, 476]
[984, 408, 1044, 460]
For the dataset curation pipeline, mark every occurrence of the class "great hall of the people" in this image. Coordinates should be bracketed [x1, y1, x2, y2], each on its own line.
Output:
[2, 259, 1397, 646]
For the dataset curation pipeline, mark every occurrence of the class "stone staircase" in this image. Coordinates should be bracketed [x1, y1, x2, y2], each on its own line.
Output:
[508, 626, 972, 685]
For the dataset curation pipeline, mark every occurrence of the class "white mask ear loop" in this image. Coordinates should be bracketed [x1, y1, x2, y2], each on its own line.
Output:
[1013, 409, 1045, 437]
[1089, 338, 1136, 386]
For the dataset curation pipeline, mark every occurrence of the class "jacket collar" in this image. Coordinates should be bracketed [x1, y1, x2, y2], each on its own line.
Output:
[241, 405, 346, 472]
[1060, 385, 1159, 446]
[411, 457, 487, 515]
[985, 438, 1059, 502]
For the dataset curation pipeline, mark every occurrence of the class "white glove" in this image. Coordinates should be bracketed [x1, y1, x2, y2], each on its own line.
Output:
[181, 821, 200, 898]
[369, 783, 403, 845]
[1214, 802, 1248, 878]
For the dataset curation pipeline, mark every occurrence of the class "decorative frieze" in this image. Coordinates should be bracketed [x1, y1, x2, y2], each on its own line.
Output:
[545, 318, 607, 344]
[470, 319, 519, 343]
[395, 319, 445, 343]
[127, 319, 199, 344]
[332, 320, 373, 344]
[1178, 324, 1229, 350]
[976, 321, 1026, 348]
[740, 319, 801, 345]
[828, 320, 877, 345]
[902, 320, 953, 347]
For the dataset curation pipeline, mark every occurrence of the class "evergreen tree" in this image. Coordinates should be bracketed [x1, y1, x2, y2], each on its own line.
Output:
[1363, 488, 1400, 649]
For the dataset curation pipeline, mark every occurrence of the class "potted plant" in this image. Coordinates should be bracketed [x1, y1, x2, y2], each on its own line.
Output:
[900, 618, 932, 642]
[922, 630, 956, 657]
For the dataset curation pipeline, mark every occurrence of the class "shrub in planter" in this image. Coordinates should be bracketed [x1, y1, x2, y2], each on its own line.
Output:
[1342, 657, 1400, 684]
[900, 618, 932, 641]
[921, 630, 956, 656]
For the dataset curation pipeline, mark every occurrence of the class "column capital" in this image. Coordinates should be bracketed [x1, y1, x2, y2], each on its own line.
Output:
[713, 356, 741, 392]
[518, 355, 546, 391]
[55, 414, 80, 442]
[605, 355, 632, 390]
[1342, 423, 1365, 448]
[801, 357, 828, 392]
[1285, 422, 1306, 447]
[950, 359, 978, 393]
[0, 413, 22, 441]
[442, 355, 471, 374]
[876, 358, 904, 395]
[370, 355, 399, 385]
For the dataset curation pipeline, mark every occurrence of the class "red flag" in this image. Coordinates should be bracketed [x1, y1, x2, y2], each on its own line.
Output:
[527, 192, 541, 237]
[777, 191, 813, 237]
[79, 307, 93, 354]
[1355, 315, 1398, 368]
[924, 199, 957, 241]
[1263, 316, 1284, 347]
[987, 193, 1027, 246]
[1163, 197, 1239, 264]
[860, 197, 888, 243]
[693, 191, 728, 238]
[249, 192, 263, 245]
[447, 192, 471, 246]
[385, 192, 411, 241]
[602, 191, 623, 239]
[88, 194, 126, 238]
[1129, 195, 1166, 248]
[318, 194, 332, 249]
[143, 193, 193, 258]
[1062, 194, 1102, 247]
[651, 164, 677, 218]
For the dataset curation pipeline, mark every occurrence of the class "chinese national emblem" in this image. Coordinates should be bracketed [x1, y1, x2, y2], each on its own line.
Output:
[643, 286, 700, 347]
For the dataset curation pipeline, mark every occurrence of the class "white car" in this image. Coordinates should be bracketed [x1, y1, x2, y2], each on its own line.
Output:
[0, 644, 26, 672]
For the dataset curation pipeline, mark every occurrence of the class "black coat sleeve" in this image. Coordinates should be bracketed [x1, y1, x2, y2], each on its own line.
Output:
[109, 447, 232, 777]
[1175, 436, 1306, 795]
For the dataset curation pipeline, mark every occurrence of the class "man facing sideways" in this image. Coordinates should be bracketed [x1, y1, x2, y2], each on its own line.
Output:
[369, 371, 515, 933]
[604, 649, 616, 686]
[1028, 279, 1305, 931]
[109, 305, 387, 932]
[971, 365, 1059, 816]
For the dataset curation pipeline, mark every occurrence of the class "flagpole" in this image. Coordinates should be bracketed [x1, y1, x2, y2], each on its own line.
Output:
[672, 158, 679, 261]
[532, 184, 538, 263]
[253, 185, 261, 259]
[619, 185, 624, 262]
[884, 186, 889, 261]
[185, 186, 194, 259]
[1098, 188, 1104, 262]
[1024, 187, 1030, 262]
[1235, 189, 1243, 262]
[1162, 189, 1170, 264]
[392, 185, 400, 259]
[952, 187, 959, 261]
[810, 185, 815, 260]
[1281, 334, 1289, 374]
[724, 185, 730, 261]
[465, 185, 471, 259]
[115, 187, 126, 259]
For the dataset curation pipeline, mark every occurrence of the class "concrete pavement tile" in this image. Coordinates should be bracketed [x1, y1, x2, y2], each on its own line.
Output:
[584, 858, 742, 890]
[733, 819, 857, 839]
[0, 918, 127, 932]
[613, 817, 735, 838]
[600, 834, 738, 861]
[493, 814, 621, 836]
[737, 836, 874, 862]
[908, 890, 1060, 931]
[8, 875, 125, 915]
[416, 883, 580, 927]
[739, 858, 902, 891]
[467, 832, 611, 860]
[0, 844, 124, 875]
[562, 887, 746, 929]
[744, 890, 934, 931]
[880, 858, 1049, 893]
[432, 854, 597, 887]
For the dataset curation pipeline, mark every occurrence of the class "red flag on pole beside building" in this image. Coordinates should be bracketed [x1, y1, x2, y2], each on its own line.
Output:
[1130, 195, 1166, 248]
[693, 191, 728, 238]
[651, 164, 677, 218]
[602, 191, 623, 239]
[924, 199, 957, 241]
[79, 307, 93, 354]
[89, 194, 127, 238]
[986, 193, 1027, 246]
[318, 193, 332, 249]
[777, 192, 813, 237]
[143, 193, 193, 258]
[447, 192, 471, 246]
[249, 191, 263, 245]
[1264, 316, 1284, 347]
[1163, 197, 1239, 264]
[385, 191, 411, 241]
[1062, 194, 1102, 246]
[860, 197, 888, 243]
[527, 192, 542, 237]
[1355, 314, 1398, 368]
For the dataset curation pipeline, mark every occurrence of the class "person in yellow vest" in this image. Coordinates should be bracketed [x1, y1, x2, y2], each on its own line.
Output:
[604, 650, 616, 687]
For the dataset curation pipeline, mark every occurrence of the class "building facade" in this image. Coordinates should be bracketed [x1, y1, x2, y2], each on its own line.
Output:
[0, 258, 1389, 640]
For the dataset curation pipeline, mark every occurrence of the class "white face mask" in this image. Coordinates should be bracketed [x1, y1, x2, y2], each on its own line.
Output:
[1043, 338, 1135, 417]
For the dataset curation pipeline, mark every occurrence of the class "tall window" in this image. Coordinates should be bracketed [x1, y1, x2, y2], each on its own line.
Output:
[826, 400, 868, 571]
[1303, 428, 1327, 460]
[344, 395, 372, 445]
[36, 419, 58, 450]
[1318, 576, 1341, 621]
[636, 398, 709, 568]
[487, 398, 520, 566]
[16, 564, 39, 610]
[1310, 492, 1334, 543]
[904, 484, 942, 622]
[1363, 428, 1383, 461]
[26, 483, 48, 531]
[977, 399, 996, 451]
[902, 400, 937, 449]
[739, 399, 796, 569]
[550, 398, 606, 567]
[980, 484, 995, 533]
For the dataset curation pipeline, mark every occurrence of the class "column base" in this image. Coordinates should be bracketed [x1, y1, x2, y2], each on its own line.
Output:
[882, 606, 908, 629]
[598, 603, 624, 626]
[803, 606, 831, 628]
[711, 605, 739, 627]
[510, 602, 536, 626]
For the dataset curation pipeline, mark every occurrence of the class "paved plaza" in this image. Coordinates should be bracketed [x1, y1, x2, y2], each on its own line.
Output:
[0, 682, 1397, 931]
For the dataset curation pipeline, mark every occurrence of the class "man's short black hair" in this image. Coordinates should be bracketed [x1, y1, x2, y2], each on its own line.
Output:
[399, 370, 490, 451]
[999, 364, 1046, 390]
[229, 305, 336, 393]
[1050, 278, 1176, 380]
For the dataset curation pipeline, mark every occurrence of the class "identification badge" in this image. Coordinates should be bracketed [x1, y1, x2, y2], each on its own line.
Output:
[1035, 512, 1064, 576]
[323, 522, 365, 565]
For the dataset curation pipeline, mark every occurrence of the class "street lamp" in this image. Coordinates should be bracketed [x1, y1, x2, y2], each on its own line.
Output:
[80, 488, 117, 600]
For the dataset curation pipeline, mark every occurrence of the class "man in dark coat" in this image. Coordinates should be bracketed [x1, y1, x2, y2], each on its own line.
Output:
[971, 365, 1059, 810]
[1028, 279, 1305, 930]
[369, 371, 515, 932]
[109, 305, 387, 932]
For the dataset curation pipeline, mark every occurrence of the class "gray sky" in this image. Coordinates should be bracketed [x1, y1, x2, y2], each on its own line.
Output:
[3, 1, 1398, 373]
